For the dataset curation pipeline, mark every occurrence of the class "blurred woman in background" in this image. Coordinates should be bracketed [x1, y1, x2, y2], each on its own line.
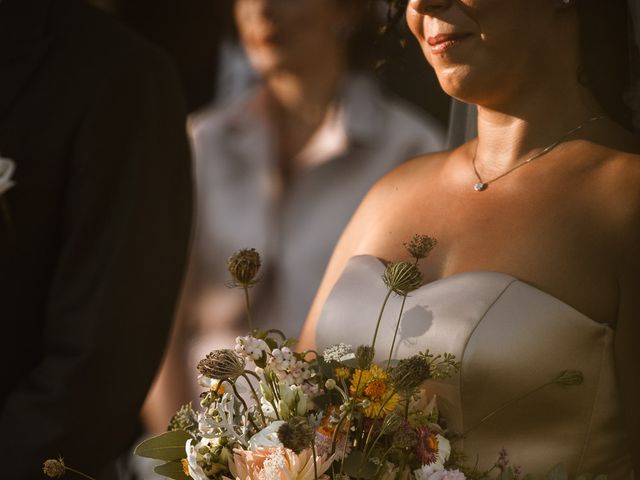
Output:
[142, 0, 445, 434]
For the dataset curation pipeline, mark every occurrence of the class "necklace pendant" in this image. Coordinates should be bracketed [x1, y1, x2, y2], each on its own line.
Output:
[474, 182, 488, 192]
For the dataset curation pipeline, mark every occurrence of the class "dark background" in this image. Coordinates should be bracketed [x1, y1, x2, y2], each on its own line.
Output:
[91, 0, 450, 124]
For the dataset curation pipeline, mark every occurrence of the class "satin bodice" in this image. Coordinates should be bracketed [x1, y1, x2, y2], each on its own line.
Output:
[316, 255, 633, 479]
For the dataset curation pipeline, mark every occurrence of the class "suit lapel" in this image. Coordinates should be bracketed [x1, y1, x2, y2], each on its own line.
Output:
[0, 0, 53, 127]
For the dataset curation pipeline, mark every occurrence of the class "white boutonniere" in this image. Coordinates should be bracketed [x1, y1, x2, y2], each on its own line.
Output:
[0, 156, 15, 196]
[0, 155, 15, 229]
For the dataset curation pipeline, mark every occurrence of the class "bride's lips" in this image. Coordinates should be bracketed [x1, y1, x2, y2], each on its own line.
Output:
[427, 32, 472, 54]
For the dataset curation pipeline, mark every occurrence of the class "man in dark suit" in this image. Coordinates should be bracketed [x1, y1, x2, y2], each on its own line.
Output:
[0, 0, 192, 478]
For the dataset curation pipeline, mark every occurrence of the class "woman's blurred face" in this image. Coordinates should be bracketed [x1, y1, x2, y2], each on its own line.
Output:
[406, 0, 576, 106]
[234, 0, 350, 77]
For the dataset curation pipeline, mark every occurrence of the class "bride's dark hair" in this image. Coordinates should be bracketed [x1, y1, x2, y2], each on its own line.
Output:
[381, 0, 638, 131]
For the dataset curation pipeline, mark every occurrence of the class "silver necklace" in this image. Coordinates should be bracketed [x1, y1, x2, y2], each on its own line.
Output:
[471, 115, 606, 192]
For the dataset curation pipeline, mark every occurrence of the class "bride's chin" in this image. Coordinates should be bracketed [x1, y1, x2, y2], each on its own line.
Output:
[435, 67, 506, 107]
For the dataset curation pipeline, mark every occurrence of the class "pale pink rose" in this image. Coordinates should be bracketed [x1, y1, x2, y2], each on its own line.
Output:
[228, 446, 334, 480]
[428, 469, 466, 480]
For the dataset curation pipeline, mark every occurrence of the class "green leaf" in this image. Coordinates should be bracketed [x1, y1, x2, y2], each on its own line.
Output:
[284, 338, 298, 348]
[341, 358, 361, 369]
[255, 351, 268, 368]
[134, 430, 191, 461]
[254, 329, 268, 339]
[499, 467, 514, 480]
[546, 463, 568, 480]
[154, 460, 190, 479]
[342, 450, 378, 479]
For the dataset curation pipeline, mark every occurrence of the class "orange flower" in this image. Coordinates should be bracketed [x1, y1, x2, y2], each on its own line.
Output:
[350, 364, 399, 418]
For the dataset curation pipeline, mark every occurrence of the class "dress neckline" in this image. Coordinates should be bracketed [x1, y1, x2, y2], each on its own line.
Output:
[349, 254, 611, 330]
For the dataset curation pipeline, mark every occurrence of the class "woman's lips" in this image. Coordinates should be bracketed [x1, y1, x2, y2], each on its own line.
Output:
[427, 33, 472, 54]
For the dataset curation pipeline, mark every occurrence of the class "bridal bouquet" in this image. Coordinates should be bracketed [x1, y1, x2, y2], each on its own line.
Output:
[42, 234, 587, 480]
[132, 235, 546, 480]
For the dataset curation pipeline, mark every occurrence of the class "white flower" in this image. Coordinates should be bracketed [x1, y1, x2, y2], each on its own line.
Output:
[186, 438, 213, 480]
[268, 347, 314, 387]
[198, 374, 224, 392]
[414, 435, 451, 480]
[414, 462, 445, 480]
[235, 335, 269, 361]
[0, 157, 15, 196]
[248, 420, 285, 450]
[322, 343, 353, 363]
[260, 396, 278, 419]
[435, 434, 451, 464]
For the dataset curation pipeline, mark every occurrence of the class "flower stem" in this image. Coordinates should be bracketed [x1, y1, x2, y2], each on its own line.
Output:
[241, 373, 267, 425]
[65, 466, 97, 480]
[265, 329, 287, 341]
[243, 285, 253, 331]
[229, 382, 259, 431]
[386, 258, 418, 370]
[371, 289, 393, 355]
[386, 294, 408, 370]
[312, 439, 319, 480]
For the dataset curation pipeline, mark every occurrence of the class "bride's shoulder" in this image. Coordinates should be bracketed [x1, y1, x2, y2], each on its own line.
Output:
[591, 141, 640, 259]
[593, 141, 640, 206]
[365, 148, 454, 199]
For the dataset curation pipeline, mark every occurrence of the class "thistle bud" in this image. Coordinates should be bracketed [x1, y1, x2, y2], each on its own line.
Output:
[404, 234, 438, 260]
[393, 425, 418, 449]
[42, 458, 66, 479]
[381, 412, 403, 434]
[382, 261, 423, 296]
[278, 416, 315, 453]
[197, 349, 246, 381]
[355, 345, 375, 369]
[227, 248, 261, 287]
[325, 379, 337, 390]
[389, 355, 431, 393]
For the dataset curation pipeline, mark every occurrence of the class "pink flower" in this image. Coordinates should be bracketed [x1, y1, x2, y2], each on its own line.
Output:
[428, 469, 466, 480]
[314, 430, 350, 461]
[416, 426, 439, 465]
[228, 446, 334, 480]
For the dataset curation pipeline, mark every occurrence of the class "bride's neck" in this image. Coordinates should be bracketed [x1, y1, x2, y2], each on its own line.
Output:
[474, 81, 603, 172]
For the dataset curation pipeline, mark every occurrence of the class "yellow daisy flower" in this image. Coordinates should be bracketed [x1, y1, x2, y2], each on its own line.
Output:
[350, 364, 399, 418]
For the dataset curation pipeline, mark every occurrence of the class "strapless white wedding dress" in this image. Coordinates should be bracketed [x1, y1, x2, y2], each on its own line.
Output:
[316, 255, 633, 479]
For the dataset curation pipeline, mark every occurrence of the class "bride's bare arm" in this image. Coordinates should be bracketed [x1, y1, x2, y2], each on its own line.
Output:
[296, 152, 447, 352]
[296, 177, 390, 353]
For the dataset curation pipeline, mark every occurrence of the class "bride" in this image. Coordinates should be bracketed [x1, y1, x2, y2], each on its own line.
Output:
[298, 0, 639, 477]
